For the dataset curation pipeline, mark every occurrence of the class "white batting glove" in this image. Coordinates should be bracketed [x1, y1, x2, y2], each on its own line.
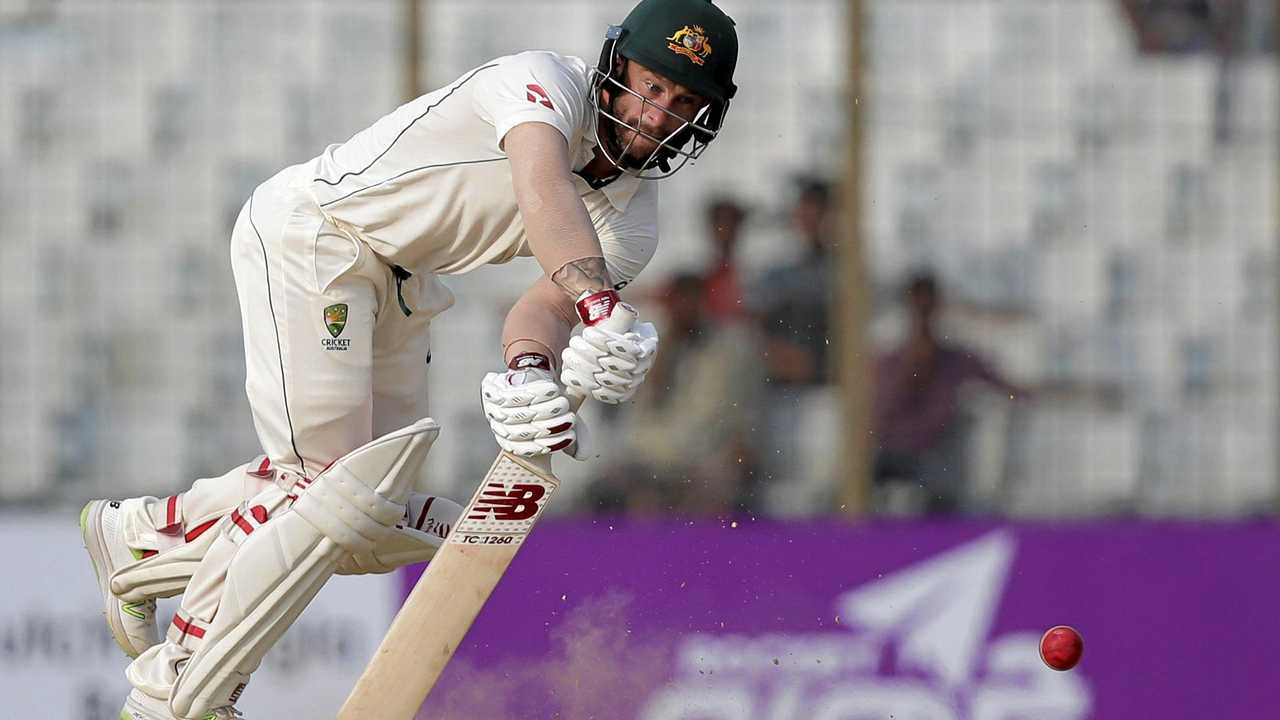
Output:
[560, 290, 660, 404]
[481, 353, 587, 458]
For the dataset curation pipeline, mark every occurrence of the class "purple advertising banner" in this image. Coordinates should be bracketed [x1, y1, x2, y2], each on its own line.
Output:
[400, 521, 1280, 719]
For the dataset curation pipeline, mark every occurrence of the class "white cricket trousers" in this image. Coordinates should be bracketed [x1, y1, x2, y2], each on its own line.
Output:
[134, 165, 455, 542]
[123, 168, 458, 705]
[231, 164, 454, 478]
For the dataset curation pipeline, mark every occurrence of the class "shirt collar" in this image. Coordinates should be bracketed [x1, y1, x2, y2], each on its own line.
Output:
[574, 136, 643, 212]
[599, 173, 642, 211]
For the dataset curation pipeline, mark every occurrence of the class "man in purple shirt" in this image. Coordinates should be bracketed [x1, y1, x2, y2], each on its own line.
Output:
[872, 272, 1022, 513]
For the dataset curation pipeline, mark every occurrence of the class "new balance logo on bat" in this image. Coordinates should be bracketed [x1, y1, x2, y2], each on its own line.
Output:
[468, 482, 547, 522]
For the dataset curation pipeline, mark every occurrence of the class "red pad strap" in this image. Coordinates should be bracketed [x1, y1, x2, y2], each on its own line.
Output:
[158, 495, 182, 535]
[284, 472, 314, 505]
[184, 518, 219, 543]
[172, 612, 206, 640]
[248, 456, 273, 478]
[229, 505, 271, 537]
[230, 510, 254, 535]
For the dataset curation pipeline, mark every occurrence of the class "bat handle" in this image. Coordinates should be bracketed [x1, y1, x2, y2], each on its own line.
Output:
[594, 299, 639, 334]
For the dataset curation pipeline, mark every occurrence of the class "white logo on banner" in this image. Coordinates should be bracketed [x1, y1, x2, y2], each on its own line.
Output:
[640, 531, 1094, 720]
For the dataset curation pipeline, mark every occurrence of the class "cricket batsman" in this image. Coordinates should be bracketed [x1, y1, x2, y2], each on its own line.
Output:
[80, 0, 739, 717]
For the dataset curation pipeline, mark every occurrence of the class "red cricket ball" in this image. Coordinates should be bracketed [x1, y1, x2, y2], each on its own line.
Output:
[1039, 625, 1084, 671]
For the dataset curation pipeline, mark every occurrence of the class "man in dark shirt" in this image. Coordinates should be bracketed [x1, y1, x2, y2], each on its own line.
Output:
[702, 196, 748, 321]
[873, 272, 1022, 513]
[755, 176, 834, 386]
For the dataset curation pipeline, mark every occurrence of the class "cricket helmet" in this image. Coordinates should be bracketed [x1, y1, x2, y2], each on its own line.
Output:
[591, 0, 739, 178]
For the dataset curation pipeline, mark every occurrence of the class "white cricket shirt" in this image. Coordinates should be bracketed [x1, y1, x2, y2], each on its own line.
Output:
[300, 51, 659, 287]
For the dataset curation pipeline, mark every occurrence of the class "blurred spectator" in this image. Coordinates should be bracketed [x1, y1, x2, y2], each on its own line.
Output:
[587, 273, 764, 515]
[702, 196, 749, 321]
[743, 177, 843, 515]
[872, 271, 1023, 514]
[1117, 0, 1256, 143]
[1117, 0, 1260, 55]
[1120, 0, 1218, 53]
[754, 176, 834, 387]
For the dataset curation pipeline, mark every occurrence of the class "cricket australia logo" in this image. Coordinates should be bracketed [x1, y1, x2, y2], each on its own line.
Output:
[666, 25, 713, 65]
[322, 303, 350, 351]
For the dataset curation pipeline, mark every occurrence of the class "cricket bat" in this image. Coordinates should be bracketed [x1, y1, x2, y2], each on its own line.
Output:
[338, 306, 635, 719]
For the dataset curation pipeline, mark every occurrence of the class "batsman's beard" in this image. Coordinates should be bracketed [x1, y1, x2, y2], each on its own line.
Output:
[603, 92, 663, 171]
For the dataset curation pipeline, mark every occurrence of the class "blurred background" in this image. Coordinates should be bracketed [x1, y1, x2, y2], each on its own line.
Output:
[2, 0, 1278, 718]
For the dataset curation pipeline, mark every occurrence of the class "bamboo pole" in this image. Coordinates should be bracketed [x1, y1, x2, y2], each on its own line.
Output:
[1272, 0, 1279, 515]
[402, 0, 424, 103]
[836, 0, 872, 517]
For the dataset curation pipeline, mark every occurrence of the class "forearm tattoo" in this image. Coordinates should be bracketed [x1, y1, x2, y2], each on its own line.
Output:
[551, 256, 614, 300]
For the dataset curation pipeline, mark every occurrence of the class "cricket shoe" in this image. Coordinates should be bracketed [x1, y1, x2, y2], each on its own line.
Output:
[81, 499, 161, 657]
[120, 689, 244, 720]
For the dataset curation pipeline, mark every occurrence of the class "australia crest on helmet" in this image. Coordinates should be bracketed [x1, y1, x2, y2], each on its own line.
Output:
[666, 24, 712, 65]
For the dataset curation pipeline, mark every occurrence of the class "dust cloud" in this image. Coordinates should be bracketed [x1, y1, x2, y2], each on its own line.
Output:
[422, 591, 675, 720]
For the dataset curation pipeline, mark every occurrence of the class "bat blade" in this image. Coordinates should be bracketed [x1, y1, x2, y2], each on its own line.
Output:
[340, 303, 631, 718]
[338, 452, 557, 720]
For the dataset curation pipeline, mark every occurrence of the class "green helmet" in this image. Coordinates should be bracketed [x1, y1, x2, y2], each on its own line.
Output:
[591, 0, 739, 178]
[616, 0, 738, 104]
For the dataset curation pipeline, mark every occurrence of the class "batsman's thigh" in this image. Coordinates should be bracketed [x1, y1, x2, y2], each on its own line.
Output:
[371, 272, 454, 437]
[232, 191, 387, 477]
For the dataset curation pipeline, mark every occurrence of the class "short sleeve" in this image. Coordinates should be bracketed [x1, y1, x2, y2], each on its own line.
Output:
[472, 52, 588, 150]
[596, 183, 660, 289]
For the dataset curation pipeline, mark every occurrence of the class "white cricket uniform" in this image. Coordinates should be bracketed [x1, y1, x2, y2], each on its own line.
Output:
[230, 51, 659, 481]
[120, 52, 663, 706]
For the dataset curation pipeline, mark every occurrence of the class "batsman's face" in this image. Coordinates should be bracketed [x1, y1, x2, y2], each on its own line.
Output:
[609, 60, 706, 162]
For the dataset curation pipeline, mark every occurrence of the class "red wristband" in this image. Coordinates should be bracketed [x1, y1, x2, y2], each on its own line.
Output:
[508, 352, 551, 371]
[575, 289, 621, 326]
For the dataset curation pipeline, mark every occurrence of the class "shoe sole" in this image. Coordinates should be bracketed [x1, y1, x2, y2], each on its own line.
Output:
[81, 500, 144, 658]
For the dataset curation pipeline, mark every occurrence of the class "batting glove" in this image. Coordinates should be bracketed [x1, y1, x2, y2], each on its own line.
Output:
[560, 290, 659, 404]
[481, 353, 588, 458]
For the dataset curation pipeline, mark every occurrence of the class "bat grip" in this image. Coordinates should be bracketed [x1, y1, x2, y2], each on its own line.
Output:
[592, 300, 639, 334]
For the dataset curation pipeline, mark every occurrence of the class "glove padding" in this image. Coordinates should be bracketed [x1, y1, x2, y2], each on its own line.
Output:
[481, 365, 589, 458]
[561, 320, 660, 404]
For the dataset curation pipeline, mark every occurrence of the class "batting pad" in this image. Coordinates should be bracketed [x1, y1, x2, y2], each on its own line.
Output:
[168, 418, 439, 718]
[112, 491, 461, 601]
[337, 495, 462, 575]
[109, 516, 224, 602]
